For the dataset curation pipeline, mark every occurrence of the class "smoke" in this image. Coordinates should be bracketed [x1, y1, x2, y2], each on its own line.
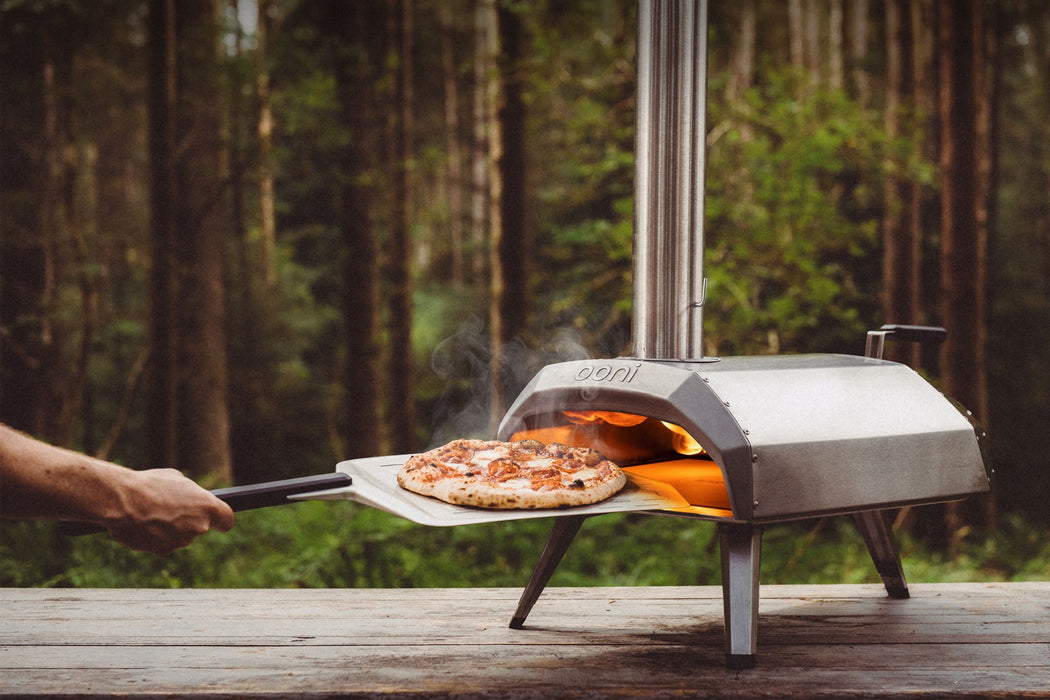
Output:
[426, 316, 591, 448]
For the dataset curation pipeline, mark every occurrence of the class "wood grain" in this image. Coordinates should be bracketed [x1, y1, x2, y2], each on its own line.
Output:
[2, 583, 1048, 698]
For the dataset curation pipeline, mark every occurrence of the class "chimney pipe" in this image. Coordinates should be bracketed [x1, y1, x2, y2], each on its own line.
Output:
[632, 0, 709, 360]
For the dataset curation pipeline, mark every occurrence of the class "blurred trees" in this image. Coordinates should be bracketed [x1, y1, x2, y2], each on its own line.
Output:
[1, 0, 1048, 536]
[330, 0, 384, 459]
[146, 0, 233, 480]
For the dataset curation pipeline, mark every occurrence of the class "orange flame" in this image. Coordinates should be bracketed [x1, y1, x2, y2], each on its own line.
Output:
[661, 421, 704, 456]
[562, 410, 648, 427]
[559, 410, 704, 457]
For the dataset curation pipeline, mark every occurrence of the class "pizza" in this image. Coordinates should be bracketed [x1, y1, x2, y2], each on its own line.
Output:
[396, 438, 626, 509]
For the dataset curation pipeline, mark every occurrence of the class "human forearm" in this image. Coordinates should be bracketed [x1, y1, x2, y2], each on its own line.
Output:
[0, 424, 234, 554]
[0, 424, 130, 522]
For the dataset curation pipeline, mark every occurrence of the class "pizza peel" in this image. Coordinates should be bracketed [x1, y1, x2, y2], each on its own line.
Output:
[59, 455, 690, 535]
[292, 454, 690, 527]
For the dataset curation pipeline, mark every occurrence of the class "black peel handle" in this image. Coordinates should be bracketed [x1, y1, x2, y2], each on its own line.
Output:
[880, 325, 948, 345]
[208, 472, 352, 510]
[58, 472, 353, 537]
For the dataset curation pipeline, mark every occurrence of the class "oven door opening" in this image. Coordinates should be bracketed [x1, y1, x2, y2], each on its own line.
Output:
[509, 410, 733, 518]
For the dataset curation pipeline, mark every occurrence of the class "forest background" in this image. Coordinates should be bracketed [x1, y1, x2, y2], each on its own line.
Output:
[2, 0, 1048, 588]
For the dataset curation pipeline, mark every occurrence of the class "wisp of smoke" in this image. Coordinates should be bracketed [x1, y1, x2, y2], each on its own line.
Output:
[426, 317, 592, 448]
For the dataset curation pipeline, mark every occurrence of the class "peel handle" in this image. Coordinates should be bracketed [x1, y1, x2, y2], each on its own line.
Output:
[58, 472, 352, 537]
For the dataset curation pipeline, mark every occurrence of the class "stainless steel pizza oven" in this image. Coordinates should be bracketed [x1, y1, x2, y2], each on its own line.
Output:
[498, 354, 988, 525]
[494, 350, 990, 668]
[489, 0, 992, 668]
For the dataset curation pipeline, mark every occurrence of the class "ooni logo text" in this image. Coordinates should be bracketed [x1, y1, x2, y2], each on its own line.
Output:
[573, 362, 642, 383]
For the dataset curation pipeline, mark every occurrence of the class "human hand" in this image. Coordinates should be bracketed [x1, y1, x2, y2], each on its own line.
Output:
[105, 469, 235, 556]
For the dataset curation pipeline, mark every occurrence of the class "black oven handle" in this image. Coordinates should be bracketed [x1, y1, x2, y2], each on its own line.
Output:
[879, 324, 947, 345]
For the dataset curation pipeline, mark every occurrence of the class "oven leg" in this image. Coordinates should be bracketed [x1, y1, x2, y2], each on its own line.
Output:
[509, 515, 588, 629]
[718, 522, 762, 669]
[852, 509, 910, 599]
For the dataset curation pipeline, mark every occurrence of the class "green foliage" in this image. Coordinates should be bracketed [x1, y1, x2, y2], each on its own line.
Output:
[703, 70, 913, 356]
[3, 506, 1047, 589]
[523, 0, 637, 355]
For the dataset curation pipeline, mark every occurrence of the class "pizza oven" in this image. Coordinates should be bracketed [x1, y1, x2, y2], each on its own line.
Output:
[498, 353, 988, 525]
[487, 0, 992, 668]
[493, 349, 990, 668]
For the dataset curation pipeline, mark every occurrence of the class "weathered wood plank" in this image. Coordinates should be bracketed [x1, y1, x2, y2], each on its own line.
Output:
[2, 646, 1048, 698]
[3, 641, 1049, 671]
[2, 583, 1049, 698]
[5, 584, 1047, 645]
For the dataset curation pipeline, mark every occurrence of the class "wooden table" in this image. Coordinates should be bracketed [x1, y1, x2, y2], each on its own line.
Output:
[3, 583, 1049, 698]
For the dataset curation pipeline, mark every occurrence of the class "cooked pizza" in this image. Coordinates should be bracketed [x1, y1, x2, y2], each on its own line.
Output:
[396, 438, 626, 509]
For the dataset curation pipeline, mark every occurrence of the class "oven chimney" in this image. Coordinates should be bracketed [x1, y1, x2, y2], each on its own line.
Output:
[632, 0, 709, 360]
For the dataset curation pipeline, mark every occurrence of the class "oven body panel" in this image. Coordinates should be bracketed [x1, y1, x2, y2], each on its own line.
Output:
[696, 354, 989, 519]
[497, 355, 990, 523]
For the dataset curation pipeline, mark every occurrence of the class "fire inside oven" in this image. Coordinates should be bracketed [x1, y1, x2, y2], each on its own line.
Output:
[510, 409, 732, 518]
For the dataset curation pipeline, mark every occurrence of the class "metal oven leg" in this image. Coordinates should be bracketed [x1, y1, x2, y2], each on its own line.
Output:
[509, 515, 588, 629]
[852, 509, 910, 599]
[718, 522, 762, 669]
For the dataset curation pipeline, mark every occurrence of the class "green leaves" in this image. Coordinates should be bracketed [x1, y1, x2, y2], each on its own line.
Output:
[5, 506, 1048, 588]
[703, 69, 914, 355]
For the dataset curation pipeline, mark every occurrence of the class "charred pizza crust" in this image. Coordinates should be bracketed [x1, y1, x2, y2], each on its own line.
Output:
[396, 438, 626, 509]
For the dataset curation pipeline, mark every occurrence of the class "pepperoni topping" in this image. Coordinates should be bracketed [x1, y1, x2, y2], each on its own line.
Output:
[486, 458, 521, 481]
[399, 438, 624, 501]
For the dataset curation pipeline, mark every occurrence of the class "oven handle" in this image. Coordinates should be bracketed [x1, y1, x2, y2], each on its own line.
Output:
[865, 325, 947, 359]
[879, 324, 947, 344]
[58, 472, 353, 537]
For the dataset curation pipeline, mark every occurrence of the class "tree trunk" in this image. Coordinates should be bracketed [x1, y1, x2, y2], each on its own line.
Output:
[469, 0, 502, 434]
[226, 0, 247, 261]
[388, 0, 416, 453]
[470, 0, 497, 292]
[496, 2, 526, 346]
[256, 0, 277, 287]
[225, 0, 263, 483]
[173, 0, 233, 481]
[828, 0, 843, 89]
[937, 0, 985, 422]
[936, 0, 989, 539]
[439, 1, 465, 288]
[44, 42, 83, 446]
[848, 0, 870, 105]
[489, 1, 527, 430]
[912, 0, 937, 364]
[728, 0, 755, 103]
[803, 0, 821, 84]
[788, 0, 804, 70]
[146, 0, 180, 470]
[337, 1, 384, 459]
[881, 0, 921, 367]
